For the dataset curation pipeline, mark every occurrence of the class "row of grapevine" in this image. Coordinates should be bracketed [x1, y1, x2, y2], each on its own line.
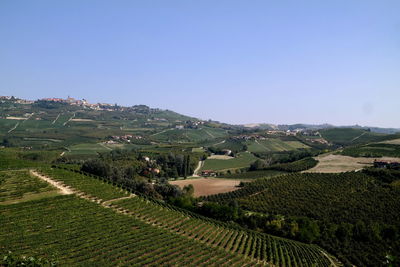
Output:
[40, 167, 129, 200]
[0, 195, 258, 266]
[209, 172, 400, 225]
[113, 196, 335, 266]
[37, 166, 340, 266]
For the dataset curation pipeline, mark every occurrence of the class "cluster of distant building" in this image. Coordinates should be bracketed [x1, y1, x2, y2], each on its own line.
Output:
[40, 96, 114, 110]
[0, 96, 33, 104]
[267, 129, 321, 137]
[0, 95, 119, 111]
[105, 134, 143, 144]
[230, 130, 329, 145]
[200, 170, 217, 177]
[374, 160, 400, 169]
[175, 120, 205, 130]
[232, 134, 267, 141]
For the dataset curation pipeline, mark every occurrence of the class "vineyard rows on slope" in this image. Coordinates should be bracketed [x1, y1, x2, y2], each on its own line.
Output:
[1, 196, 256, 266]
[35, 166, 340, 266]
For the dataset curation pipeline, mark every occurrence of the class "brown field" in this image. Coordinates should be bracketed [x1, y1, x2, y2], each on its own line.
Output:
[304, 154, 400, 173]
[170, 178, 242, 197]
[70, 118, 94, 122]
[380, 138, 400, 145]
[6, 116, 26, 120]
[207, 155, 234, 160]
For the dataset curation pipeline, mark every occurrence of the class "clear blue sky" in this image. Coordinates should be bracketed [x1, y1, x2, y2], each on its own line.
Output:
[1, 1, 399, 127]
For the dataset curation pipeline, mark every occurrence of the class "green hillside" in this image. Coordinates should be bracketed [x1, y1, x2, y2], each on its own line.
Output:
[0, 164, 338, 266]
[342, 143, 400, 157]
[319, 128, 384, 146]
[246, 139, 309, 153]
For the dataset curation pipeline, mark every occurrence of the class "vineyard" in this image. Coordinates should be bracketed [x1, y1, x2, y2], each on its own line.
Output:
[319, 128, 384, 146]
[112, 196, 336, 266]
[38, 167, 129, 201]
[267, 157, 318, 172]
[0, 196, 256, 266]
[39, 167, 339, 266]
[205, 172, 400, 224]
[204, 172, 400, 266]
[0, 170, 59, 205]
[218, 169, 286, 179]
[341, 143, 400, 158]
[0, 166, 341, 266]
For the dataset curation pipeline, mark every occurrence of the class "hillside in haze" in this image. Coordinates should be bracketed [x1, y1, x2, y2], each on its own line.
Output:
[2, 95, 400, 266]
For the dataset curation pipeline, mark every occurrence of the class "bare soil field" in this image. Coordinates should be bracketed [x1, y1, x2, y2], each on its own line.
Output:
[170, 178, 242, 197]
[304, 154, 400, 173]
[6, 116, 26, 120]
[70, 118, 94, 122]
[380, 138, 400, 145]
[207, 155, 234, 160]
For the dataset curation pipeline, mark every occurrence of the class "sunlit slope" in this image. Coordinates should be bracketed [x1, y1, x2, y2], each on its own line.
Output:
[28, 167, 339, 266]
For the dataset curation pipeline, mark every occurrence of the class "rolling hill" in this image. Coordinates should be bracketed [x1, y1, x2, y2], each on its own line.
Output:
[0, 161, 340, 266]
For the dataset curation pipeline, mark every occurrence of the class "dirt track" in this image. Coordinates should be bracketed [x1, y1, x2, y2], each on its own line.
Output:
[30, 170, 73, 195]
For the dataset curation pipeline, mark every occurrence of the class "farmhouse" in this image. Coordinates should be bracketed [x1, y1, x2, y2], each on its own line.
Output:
[111, 135, 142, 142]
[232, 134, 266, 141]
[201, 170, 217, 177]
[306, 138, 329, 144]
[221, 149, 232, 156]
[373, 160, 400, 169]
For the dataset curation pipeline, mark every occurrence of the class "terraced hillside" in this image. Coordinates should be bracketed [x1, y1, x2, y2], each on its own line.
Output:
[1, 166, 340, 266]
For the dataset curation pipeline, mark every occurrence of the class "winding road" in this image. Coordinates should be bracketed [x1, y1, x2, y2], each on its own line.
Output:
[192, 160, 204, 177]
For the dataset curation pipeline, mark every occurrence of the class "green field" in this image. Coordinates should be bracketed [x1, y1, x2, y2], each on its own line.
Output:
[66, 143, 112, 155]
[192, 147, 205, 153]
[0, 148, 57, 170]
[151, 127, 228, 143]
[201, 152, 258, 171]
[246, 139, 309, 152]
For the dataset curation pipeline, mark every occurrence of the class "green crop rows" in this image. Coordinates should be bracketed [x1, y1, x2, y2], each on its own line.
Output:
[0, 196, 256, 266]
[0, 170, 58, 204]
[39, 167, 129, 201]
[113, 196, 334, 266]
[205, 172, 400, 225]
[34, 167, 337, 266]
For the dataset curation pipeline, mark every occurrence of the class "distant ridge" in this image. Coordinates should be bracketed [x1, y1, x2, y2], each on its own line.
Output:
[2, 95, 399, 134]
[241, 122, 400, 134]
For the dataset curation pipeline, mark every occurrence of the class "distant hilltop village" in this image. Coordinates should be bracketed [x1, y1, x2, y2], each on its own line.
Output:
[1, 95, 125, 111]
[38, 96, 114, 110]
